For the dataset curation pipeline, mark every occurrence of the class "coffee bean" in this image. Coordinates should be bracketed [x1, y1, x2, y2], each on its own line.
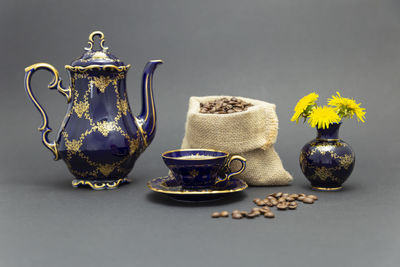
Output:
[264, 212, 275, 218]
[246, 212, 260, 218]
[298, 196, 305, 201]
[211, 212, 220, 218]
[282, 193, 289, 198]
[270, 199, 278, 206]
[220, 211, 229, 217]
[275, 192, 283, 198]
[289, 194, 299, 199]
[240, 211, 249, 216]
[302, 197, 314, 204]
[200, 97, 253, 114]
[232, 213, 243, 219]
[266, 201, 274, 207]
[277, 203, 288, 210]
[253, 211, 261, 216]
[307, 195, 318, 200]
[253, 198, 261, 203]
[298, 193, 306, 197]
[286, 197, 295, 202]
[260, 207, 271, 213]
[278, 197, 286, 203]
[256, 200, 267, 206]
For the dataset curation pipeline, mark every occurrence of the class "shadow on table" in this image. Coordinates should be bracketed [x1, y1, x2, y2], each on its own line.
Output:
[146, 191, 247, 207]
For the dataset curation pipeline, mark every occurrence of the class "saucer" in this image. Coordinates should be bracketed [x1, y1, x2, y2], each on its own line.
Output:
[147, 176, 248, 202]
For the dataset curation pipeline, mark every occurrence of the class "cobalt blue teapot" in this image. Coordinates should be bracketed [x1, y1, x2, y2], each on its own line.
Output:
[24, 31, 163, 190]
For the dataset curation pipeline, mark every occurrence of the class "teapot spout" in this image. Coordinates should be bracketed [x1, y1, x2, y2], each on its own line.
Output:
[137, 60, 163, 147]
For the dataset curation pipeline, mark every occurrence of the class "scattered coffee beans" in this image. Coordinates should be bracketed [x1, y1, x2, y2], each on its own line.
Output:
[211, 192, 319, 220]
[199, 97, 253, 114]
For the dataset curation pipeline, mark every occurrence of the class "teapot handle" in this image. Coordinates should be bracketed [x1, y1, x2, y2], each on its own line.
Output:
[24, 63, 72, 160]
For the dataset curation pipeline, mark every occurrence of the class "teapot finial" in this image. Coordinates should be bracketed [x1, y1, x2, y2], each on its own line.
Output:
[85, 31, 109, 51]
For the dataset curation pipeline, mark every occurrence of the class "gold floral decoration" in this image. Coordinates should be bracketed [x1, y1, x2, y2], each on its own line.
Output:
[129, 138, 140, 155]
[73, 101, 89, 118]
[96, 121, 116, 136]
[65, 139, 82, 153]
[91, 51, 109, 60]
[189, 169, 199, 177]
[92, 76, 113, 93]
[313, 167, 333, 181]
[117, 99, 129, 115]
[98, 163, 115, 177]
[338, 154, 354, 169]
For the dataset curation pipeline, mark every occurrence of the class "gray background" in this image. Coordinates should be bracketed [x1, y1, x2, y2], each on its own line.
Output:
[0, 0, 399, 266]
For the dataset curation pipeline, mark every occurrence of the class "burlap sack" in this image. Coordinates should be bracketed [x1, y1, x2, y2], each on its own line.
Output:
[181, 96, 292, 186]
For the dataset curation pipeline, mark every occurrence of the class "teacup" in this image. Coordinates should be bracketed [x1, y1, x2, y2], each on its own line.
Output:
[161, 149, 246, 190]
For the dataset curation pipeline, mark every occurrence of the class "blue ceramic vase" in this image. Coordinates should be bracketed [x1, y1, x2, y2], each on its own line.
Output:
[299, 123, 355, 191]
[24, 31, 163, 190]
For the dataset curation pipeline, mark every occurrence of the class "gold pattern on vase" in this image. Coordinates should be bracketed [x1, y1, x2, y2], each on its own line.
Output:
[73, 101, 89, 118]
[64, 139, 82, 153]
[92, 76, 113, 93]
[95, 121, 116, 136]
[313, 167, 333, 181]
[129, 136, 140, 155]
[189, 169, 199, 178]
[73, 73, 89, 79]
[98, 163, 116, 177]
[91, 51, 109, 60]
[336, 154, 354, 170]
[117, 98, 129, 115]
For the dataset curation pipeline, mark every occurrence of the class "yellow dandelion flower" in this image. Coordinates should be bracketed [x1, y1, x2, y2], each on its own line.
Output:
[291, 92, 319, 123]
[308, 106, 341, 129]
[328, 92, 366, 122]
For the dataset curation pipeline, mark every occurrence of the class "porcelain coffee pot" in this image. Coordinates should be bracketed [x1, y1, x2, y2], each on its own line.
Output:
[24, 31, 163, 190]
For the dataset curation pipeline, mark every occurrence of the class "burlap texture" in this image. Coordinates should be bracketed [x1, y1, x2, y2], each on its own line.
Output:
[181, 96, 292, 186]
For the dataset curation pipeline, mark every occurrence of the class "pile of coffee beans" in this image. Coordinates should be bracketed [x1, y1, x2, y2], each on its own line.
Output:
[199, 97, 253, 114]
[211, 192, 318, 219]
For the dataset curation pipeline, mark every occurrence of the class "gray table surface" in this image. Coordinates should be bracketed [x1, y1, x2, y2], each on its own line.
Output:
[1, 0, 400, 266]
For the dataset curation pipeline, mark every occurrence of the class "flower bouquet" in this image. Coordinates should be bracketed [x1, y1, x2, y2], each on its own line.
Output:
[291, 92, 366, 191]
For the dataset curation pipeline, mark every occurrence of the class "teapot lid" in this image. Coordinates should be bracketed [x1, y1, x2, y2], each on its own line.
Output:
[66, 31, 130, 70]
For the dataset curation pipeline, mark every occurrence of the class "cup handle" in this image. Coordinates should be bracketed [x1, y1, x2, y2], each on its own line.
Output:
[215, 155, 247, 185]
